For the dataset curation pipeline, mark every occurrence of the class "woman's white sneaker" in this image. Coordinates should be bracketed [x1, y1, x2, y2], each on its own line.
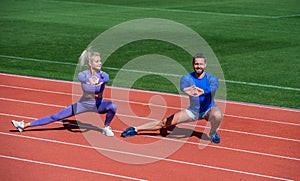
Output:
[102, 126, 114, 137]
[11, 120, 24, 132]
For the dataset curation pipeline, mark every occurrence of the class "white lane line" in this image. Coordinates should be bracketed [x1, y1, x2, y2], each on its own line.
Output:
[0, 97, 66, 108]
[1, 84, 299, 126]
[224, 114, 300, 127]
[1, 55, 299, 91]
[1, 72, 300, 112]
[0, 132, 292, 181]
[116, 113, 300, 143]
[0, 84, 73, 96]
[1, 96, 300, 143]
[1, 113, 299, 162]
[0, 154, 146, 181]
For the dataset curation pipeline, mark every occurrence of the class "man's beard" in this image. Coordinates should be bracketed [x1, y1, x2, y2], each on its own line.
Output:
[195, 68, 204, 76]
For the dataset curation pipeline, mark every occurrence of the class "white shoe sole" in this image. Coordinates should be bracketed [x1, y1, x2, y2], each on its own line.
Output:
[102, 131, 114, 137]
[102, 127, 114, 137]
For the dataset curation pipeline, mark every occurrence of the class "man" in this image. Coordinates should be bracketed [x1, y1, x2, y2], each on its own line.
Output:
[121, 53, 222, 143]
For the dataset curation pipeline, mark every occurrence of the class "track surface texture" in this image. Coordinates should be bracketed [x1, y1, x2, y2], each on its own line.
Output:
[1, 73, 299, 180]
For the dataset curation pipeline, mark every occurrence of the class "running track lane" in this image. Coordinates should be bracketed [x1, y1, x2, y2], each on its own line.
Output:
[0, 73, 299, 180]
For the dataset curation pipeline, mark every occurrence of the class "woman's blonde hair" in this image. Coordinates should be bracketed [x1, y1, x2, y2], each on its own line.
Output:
[79, 47, 100, 68]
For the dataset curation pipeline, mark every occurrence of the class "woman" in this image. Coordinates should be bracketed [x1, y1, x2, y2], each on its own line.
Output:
[11, 47, 117, 136]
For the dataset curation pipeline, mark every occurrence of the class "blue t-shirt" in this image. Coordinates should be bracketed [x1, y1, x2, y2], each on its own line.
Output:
[180, 72, 218, 114]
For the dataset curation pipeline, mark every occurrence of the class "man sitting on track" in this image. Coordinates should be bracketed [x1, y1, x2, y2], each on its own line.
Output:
[11, 47, 117, 136]
[121, 52, 222, 143]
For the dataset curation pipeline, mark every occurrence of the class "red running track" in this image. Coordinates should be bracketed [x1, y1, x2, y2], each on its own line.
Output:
[0, 73, 299, 180]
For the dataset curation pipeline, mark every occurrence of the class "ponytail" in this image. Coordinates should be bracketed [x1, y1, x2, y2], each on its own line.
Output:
[79, 47, 91, 68]
[79, 47, 100, 68]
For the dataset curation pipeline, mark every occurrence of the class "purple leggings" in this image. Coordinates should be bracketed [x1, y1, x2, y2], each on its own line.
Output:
[30, 97, 117, 127]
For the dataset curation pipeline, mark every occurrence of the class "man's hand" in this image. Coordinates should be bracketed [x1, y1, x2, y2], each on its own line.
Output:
[184, 85, 204, 97]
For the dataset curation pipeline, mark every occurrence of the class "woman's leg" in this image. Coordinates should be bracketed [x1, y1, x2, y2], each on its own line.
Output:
[96, 101, 117, 137]
[29, 105, 76, 127]
[97, 101, 117, 126]
[12, 103, 89, 132]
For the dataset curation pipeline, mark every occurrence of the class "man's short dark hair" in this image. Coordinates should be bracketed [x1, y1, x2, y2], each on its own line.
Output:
[192, 53, 206, 63]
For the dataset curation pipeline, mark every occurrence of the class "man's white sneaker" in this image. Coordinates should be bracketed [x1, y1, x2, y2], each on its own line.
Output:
[102, 126, 114, 137]
[11, 120, 24, 132]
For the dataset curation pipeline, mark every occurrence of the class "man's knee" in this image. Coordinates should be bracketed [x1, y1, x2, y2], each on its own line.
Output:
[215, 110, 222, 120]
[208, 108, 222, 122]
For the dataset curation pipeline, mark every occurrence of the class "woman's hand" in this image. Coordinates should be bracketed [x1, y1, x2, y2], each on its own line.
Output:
[88, 76, 99, 85]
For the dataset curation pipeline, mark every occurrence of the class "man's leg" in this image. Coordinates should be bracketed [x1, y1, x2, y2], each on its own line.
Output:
[121, 110, 193, 137]
[204, 107, 222, 143]
[137, 110, 192, 131]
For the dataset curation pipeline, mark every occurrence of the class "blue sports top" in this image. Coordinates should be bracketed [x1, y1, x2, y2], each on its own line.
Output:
[180, 72, 218, 114]
[78, 70, 109, 94]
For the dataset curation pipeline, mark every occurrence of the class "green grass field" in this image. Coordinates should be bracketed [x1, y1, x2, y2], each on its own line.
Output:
[0, 0, 299, 109]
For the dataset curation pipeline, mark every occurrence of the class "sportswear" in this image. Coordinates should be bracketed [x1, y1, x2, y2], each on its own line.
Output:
[180, 72, 218, 118]
[28, 70, 116, 131]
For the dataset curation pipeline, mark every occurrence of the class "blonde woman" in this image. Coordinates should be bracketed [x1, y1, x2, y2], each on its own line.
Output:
[12, 47, 117, 136]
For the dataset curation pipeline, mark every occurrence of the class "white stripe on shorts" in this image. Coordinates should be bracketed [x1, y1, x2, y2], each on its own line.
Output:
[185, 109, 197, 120]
